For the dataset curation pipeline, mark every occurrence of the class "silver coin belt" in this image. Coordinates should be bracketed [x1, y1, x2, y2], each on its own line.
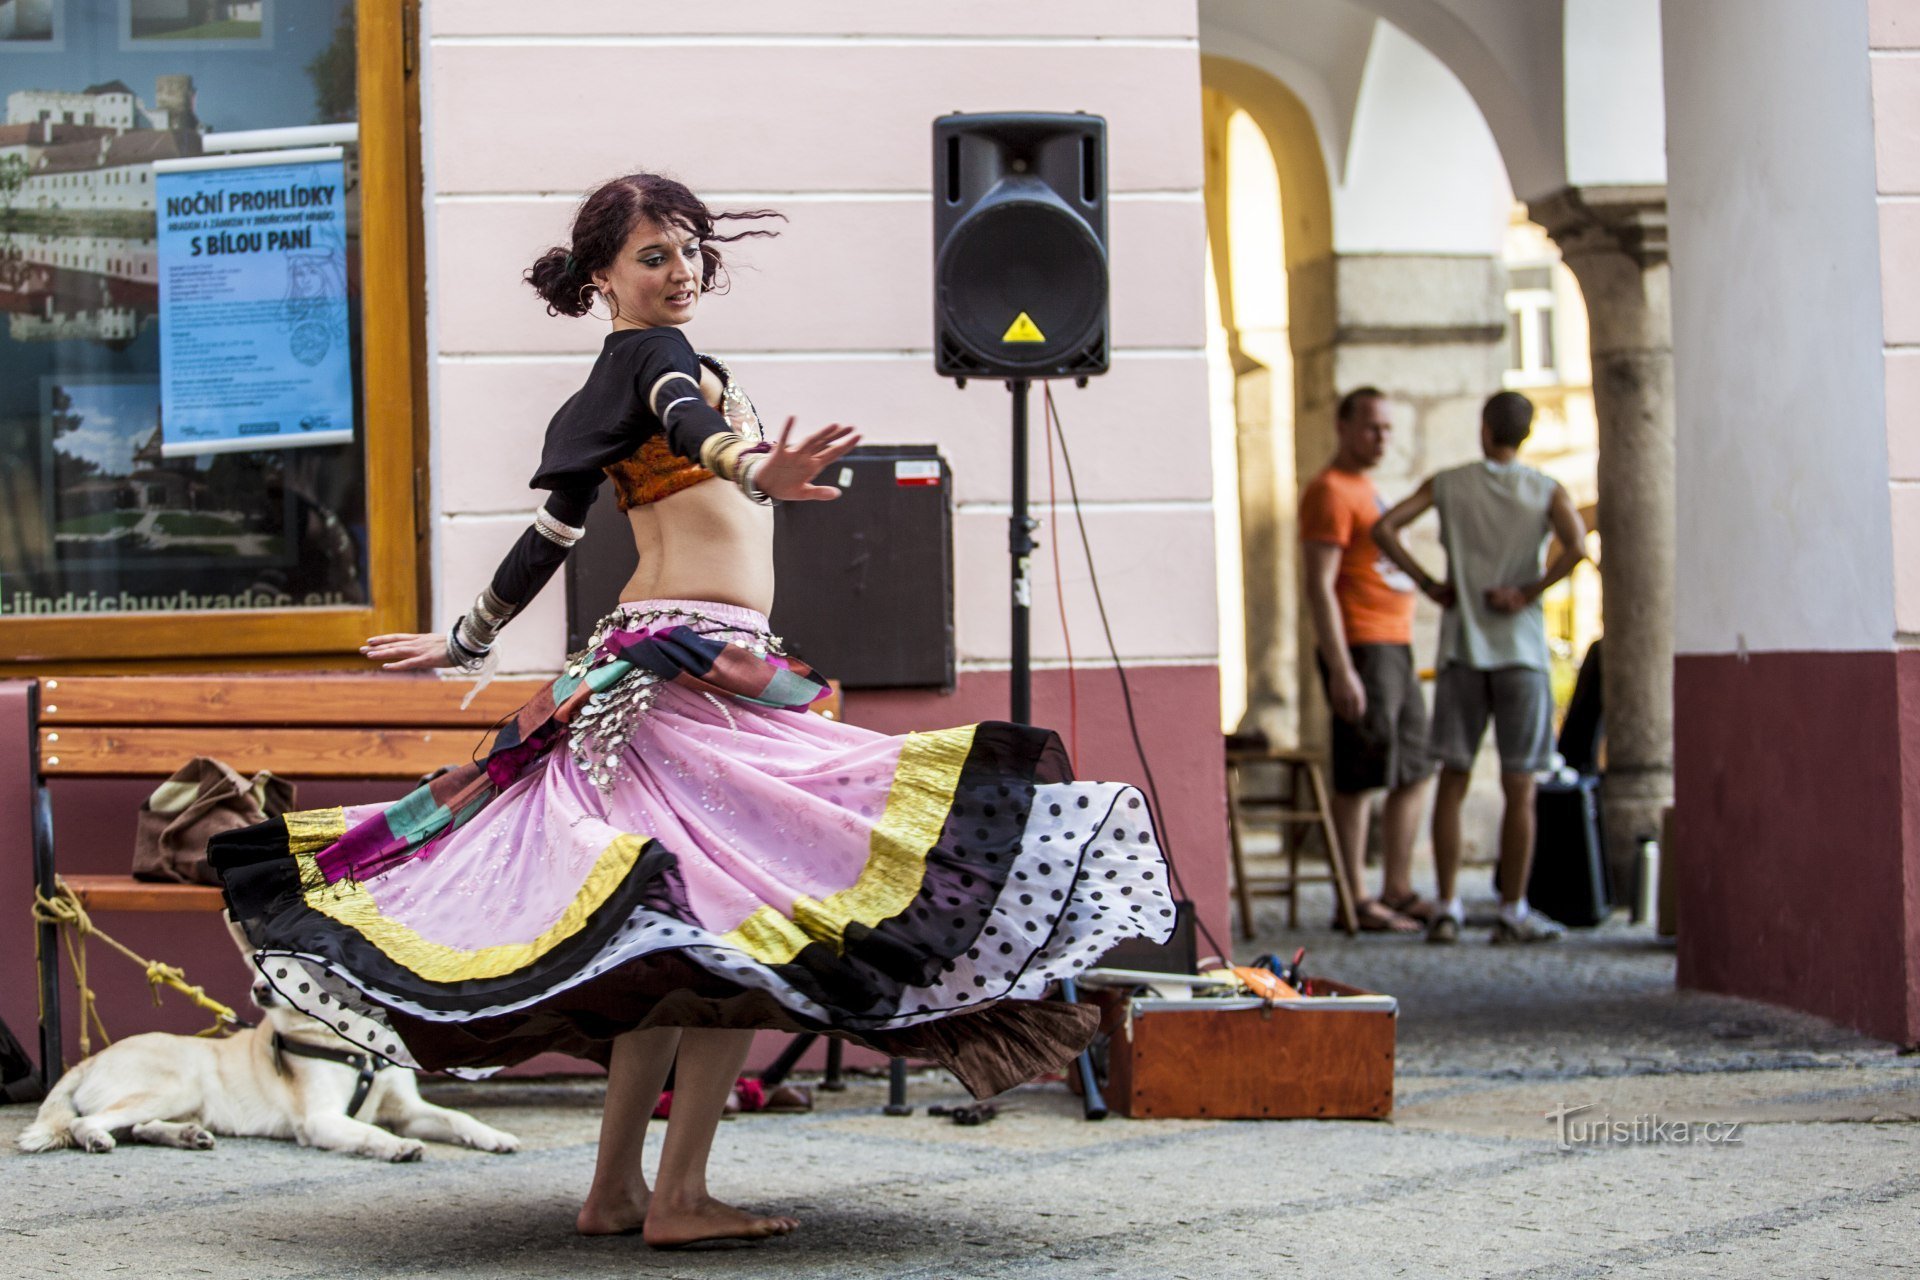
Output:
[565, 604, 786, 794]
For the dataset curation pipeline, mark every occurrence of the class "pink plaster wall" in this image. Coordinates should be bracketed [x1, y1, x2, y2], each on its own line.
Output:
[1874, 6, 1920, 633]
[1871, 0, 1920, 47]
[1885, 350, 1920, 480]
[428, 45, 1201, 198]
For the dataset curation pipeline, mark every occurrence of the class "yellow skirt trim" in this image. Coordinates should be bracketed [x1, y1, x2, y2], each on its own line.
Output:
[720, 724, 976, 965]
[286, 807, 650, 983]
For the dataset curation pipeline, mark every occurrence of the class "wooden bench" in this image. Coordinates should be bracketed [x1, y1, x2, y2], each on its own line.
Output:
[29, 673, 843, 1085]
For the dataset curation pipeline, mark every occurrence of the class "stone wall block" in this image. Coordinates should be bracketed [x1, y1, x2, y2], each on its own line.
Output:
[1332, 255, 1508, 335]
[1287, 256, 1339, 353]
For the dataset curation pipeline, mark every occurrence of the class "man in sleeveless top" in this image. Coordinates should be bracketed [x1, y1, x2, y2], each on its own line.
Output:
[1372, 392, 1587, 944]
[1298, 387, 1436, 933]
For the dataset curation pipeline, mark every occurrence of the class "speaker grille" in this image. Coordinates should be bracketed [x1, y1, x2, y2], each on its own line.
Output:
[936, 203, 1105, 375]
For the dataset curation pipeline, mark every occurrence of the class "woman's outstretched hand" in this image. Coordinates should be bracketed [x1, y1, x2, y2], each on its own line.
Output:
[751, 418, 861, 502]
[362, 633, 453, 671]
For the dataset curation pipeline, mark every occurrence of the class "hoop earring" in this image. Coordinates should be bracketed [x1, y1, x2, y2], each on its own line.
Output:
[579, 284, 615, 323]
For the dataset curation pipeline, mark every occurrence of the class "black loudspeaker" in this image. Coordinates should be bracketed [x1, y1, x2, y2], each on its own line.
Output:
[933, 112, 1109, 381]
[770, 445, 955, 689]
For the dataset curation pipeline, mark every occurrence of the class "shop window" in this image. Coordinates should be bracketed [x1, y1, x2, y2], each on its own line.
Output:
[0, 1, 420, 667]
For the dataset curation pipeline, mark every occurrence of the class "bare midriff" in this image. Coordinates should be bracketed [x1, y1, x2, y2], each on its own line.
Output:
[616, 363, 774, 613]
[619, 480, 775, 614]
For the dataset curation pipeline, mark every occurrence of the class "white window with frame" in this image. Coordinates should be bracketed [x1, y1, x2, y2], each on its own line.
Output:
[1504, 264, 1558, 388]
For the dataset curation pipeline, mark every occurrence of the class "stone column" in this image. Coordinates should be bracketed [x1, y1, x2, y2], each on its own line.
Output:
[1529, 185, 1674, 890]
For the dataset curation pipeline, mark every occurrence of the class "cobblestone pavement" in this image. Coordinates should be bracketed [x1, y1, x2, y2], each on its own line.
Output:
[1236, 889, 1903, 1079]
[3, 890, 1915, 1279]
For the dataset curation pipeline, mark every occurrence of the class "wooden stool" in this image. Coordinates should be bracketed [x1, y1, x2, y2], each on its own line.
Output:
[1224, 742, 1358, 940]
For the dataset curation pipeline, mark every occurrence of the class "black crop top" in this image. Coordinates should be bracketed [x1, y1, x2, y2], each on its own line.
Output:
[479, 327, 736, 623]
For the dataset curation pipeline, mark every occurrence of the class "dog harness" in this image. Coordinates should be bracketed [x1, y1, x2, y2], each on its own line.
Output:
[273, 1032, 387, 1118]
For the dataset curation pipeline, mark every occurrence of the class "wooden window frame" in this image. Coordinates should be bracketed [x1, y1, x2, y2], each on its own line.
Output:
[1, 0, 426, 675]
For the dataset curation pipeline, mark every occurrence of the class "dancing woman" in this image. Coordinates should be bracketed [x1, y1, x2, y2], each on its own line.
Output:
[213, 173, 1173, 1248]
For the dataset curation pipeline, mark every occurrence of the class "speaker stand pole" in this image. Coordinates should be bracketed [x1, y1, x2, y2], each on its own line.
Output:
[1008, 377, 1034, 725]
[1007, 377, 1108, 1121]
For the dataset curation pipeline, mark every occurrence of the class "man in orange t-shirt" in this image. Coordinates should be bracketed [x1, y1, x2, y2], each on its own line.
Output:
[1298, 387, 1436, 932]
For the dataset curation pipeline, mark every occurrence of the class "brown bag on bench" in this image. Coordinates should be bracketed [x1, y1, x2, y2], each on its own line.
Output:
[133, 758, 296, 886]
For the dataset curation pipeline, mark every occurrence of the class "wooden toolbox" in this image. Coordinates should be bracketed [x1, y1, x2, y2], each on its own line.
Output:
[1105, 979, 1396, 1120]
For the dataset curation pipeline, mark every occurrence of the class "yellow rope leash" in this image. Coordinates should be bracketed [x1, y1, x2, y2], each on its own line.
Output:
[31, 877, 243, 1057]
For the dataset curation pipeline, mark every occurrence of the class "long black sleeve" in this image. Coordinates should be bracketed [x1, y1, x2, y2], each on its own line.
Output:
[483, 484, 596, 615]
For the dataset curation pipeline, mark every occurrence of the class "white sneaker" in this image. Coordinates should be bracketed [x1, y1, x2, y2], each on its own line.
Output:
[1491, 913, 1565, 944]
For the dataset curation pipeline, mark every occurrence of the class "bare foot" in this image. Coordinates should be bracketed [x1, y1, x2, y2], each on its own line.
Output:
[643, 1194, 799, 1248]
[576, 1189, 650, 1237]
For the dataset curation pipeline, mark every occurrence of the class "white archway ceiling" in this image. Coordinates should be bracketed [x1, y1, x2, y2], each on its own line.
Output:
[1200, 0, 1376, 182]
[1200, 0, 1667, 212]
[1338, 19, 1511, 254]
[1202, 0, 1510, 255]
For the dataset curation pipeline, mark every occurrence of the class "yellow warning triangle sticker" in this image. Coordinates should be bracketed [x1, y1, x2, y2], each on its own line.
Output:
[1002, 312, 1047, 343]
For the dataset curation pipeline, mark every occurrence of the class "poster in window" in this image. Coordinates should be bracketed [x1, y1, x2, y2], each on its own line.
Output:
[154, 146, 352, 456]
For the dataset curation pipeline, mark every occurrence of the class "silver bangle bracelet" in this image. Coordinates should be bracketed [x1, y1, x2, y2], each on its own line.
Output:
[460, 590, 514, 650]
[738, 454, 775, 506]
[446, 620, 489, 673]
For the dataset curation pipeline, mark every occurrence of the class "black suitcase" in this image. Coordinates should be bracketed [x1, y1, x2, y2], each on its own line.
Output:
[1526, 773, 1611, 926]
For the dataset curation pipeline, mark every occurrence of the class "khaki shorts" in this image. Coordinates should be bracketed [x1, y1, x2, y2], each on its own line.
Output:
[1318, 644, 1433, 795]
[1430, 663, 1554, 775]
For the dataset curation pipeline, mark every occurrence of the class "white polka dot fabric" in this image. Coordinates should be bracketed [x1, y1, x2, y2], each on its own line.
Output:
[878, 783, 1175, 1023]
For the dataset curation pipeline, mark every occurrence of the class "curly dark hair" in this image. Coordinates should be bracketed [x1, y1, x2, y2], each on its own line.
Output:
[524, 173, 782, 318]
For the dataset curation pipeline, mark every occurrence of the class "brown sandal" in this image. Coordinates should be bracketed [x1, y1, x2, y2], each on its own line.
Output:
[1346, 899, 1420, 933]
[1380, 892, 1440, 925]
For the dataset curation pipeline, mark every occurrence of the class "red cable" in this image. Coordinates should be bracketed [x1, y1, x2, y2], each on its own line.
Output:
[1044, 385, 1079, 763]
